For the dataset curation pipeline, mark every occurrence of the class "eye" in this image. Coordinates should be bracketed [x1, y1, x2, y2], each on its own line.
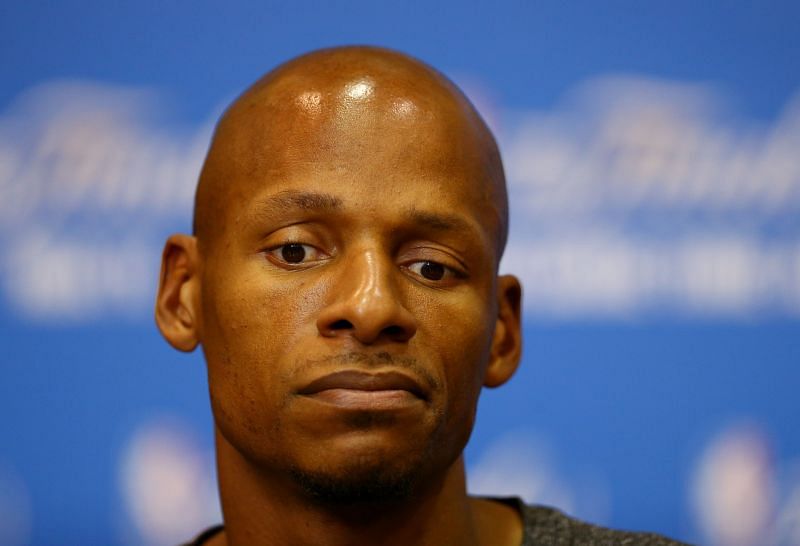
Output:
[265, 243, 325, 266]
[407, 260, 448, 281]
[281, 243, 308, 263]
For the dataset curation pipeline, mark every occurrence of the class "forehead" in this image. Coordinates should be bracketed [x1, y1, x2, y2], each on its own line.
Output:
[224, 74, 489, 171]
[197, 66, 504, 252]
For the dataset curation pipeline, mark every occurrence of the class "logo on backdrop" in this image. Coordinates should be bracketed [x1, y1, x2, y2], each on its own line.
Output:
[1, 77, 798, 321]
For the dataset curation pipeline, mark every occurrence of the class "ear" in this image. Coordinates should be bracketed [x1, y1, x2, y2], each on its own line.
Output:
[155, 234, 202, 352]
[484, 275, 522, 388]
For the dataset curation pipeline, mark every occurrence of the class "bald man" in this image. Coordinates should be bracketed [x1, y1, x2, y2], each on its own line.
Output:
[156, 46, 686, 546]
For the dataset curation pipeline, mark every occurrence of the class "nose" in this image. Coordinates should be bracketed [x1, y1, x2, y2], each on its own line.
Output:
[316, 251, 417, 345]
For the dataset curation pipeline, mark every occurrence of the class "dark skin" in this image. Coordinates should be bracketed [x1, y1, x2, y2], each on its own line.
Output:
[156, 47, 523, 546]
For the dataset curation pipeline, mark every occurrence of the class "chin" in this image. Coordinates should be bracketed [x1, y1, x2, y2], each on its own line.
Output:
[289, 464, 414, 505]
[287, 445, 434, 506]
[284, 411, 471, 506]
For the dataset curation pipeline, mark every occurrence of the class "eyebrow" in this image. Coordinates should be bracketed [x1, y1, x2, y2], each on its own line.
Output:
[407, 209, 474, 235]
[249, 190, 479, 239]
[252, 190, 343, 215]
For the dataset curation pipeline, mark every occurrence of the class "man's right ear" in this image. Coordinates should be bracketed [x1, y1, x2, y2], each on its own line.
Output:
[155, 234, 202, 352]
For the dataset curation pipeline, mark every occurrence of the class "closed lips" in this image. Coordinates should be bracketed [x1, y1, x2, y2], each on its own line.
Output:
[298, 370, 428, 400]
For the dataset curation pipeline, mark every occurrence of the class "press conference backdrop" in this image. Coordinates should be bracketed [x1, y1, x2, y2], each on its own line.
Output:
[1, 2, 798, 545]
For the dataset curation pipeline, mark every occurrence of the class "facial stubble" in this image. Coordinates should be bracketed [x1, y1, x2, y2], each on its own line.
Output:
[284, 352, 453, 506]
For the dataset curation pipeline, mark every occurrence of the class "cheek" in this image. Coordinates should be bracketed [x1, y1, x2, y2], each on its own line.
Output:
[204, 260, 323, 360]
[201, 261, 327, 440]
[418, 289, 495, 418]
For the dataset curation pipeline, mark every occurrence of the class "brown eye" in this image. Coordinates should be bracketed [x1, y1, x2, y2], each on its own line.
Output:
[280, 244, 307, 263]
[420, 261, 445, 280]
[416, 261, 446, 281]
[266, 242, 326, 268]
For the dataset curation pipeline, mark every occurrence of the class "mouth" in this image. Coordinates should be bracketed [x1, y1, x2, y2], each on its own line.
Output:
[297, 370, 429, 409]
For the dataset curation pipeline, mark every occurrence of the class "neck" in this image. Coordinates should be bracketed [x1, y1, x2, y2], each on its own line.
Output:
[212, 428, 512, 546]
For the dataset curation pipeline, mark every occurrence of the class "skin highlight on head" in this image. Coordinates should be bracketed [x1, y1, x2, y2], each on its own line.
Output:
[193, 46, 508, 259]
[156, 46, 522, 546]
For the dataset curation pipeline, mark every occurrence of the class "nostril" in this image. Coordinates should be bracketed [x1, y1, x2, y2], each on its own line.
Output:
[383, 325, 405, 338]
[330, 319, 353, 331]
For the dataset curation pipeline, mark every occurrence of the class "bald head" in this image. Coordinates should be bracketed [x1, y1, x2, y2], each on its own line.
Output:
[158, 47, 524, 528]
[194, 46, 508, 260]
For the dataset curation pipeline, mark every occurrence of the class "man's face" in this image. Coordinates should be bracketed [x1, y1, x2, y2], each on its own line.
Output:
[195, 77, 511, 500]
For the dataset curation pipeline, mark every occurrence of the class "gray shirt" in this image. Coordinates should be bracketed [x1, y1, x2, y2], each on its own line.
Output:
[182, 497, 691, 545]
[506, 498, 691, 545]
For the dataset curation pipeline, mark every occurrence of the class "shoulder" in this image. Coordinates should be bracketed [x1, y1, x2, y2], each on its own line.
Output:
[515, 500, 693, 546]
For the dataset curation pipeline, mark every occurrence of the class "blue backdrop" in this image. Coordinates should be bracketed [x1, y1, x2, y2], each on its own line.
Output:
[1, 2, 799, 545]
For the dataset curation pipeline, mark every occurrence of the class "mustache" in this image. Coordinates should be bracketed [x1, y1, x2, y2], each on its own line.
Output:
[296, 352, 441, 391]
